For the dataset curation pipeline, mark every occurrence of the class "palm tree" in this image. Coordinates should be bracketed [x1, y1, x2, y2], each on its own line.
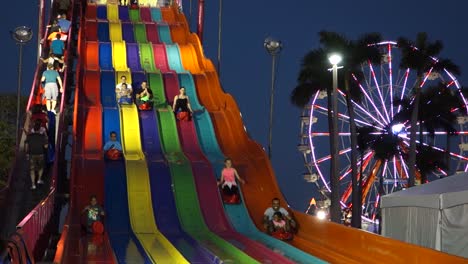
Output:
[291, 31, 382, 225]
[291, 48, 342, 222]
[318, 31, 382, 227]
[394, 82, 464, 182]
[397, 32, 460, 186]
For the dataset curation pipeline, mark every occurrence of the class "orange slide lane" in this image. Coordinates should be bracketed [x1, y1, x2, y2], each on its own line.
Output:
[193, 60, 467, 263]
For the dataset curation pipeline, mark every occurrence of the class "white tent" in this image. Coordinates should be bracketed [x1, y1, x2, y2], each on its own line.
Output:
[381, 173, 468, 258]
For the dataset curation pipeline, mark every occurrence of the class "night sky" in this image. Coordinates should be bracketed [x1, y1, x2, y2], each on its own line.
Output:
[3, 0, 468, 211]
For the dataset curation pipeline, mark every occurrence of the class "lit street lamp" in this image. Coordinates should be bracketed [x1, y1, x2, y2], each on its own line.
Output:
[328, 53, 342, 223]
[264, 37, 282, 160]
[11, 26, 33, 149]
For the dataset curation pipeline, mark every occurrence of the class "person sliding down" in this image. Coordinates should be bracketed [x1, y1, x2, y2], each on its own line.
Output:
[172, 87, 193, 121]
[136, 81, 153, 110]
[217, 158, 245, 204]
[103, 131, 123, 160]
[270, 212, 293, 241]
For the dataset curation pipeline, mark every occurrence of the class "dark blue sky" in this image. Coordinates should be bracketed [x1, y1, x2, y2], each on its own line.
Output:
[3, 0, 468, 211]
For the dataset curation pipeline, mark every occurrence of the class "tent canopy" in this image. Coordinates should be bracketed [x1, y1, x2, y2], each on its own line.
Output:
[381, 173, 468, 209]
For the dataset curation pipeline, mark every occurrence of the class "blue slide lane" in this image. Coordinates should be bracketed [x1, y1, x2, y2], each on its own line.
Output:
[97, 22, 110, 42]
[99, 43, 113, 71]
[100, 70, 151, 263]
[97, 5, 107, 20]
[175, 71, 322, 263]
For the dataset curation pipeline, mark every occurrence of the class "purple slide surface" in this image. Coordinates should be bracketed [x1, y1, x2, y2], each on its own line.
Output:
[126, 43, 143, 72]
[122, 22, 136, 43]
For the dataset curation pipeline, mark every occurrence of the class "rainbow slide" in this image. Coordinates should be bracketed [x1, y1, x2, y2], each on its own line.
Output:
[55, 2, 467, 264]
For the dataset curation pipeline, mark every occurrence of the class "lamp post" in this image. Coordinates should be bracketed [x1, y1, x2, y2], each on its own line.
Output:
[264, 37, 282, 160]
[328, 53, 342, 223]
[11, 26, 33, 149]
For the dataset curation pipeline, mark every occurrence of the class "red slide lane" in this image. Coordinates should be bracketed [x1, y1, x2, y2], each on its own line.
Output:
[152, 44, 170, 72]
[85, 3, 97, 20]
[193, 62, 468, 263]
[85, 20, 98, 42]
[85, 41, 99, 71]
[140, 6, 152, 22]
[145, 23, 159, 43]
[163, 73, 294, 263]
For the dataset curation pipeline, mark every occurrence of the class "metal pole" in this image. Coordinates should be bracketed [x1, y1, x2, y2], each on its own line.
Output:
[197, 0, 205, 42]
[37, 0, 44, 61]
[268, 54, 276, 160]
[216, 0, 223, 75]
[16, 44, 24, 149]
[330, 63, 341, 223]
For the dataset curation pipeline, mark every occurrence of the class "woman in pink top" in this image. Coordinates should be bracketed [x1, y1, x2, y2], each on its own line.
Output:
[217, 158, 245, 197]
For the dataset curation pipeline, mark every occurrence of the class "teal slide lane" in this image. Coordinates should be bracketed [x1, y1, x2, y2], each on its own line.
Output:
[177, 74, 323, 263]
[157, 24, 173, 44]
[150, 7, 162, 22]
[165, 44, 187, 73]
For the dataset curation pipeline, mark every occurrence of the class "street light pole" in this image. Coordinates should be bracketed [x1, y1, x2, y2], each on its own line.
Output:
[329, 53, 342, 223]
[264, 38, 282, 160]
[11, 26, 33, 149]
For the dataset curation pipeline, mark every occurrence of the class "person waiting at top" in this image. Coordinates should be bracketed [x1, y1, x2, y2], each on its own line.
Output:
[50, 34, 65, 58]
[41, 64, 63, 114]
[58, 13, 71, 32]
[136, 81, 153, 109]
[263, 198, 297, 234]
[217, 158, 245, 195]
[81, 195, 105, 234]
[116, 83, 133, 105]
[103, 131, 122, 160]
[119, 0, 128, 6]
[172, 87, 193, 121]
[24, 122, 48, 190]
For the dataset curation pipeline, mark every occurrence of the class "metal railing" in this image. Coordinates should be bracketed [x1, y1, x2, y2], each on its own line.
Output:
[5, 0, 78, 262]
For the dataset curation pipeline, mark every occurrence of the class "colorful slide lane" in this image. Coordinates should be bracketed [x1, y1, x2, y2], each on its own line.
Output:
[162, 69, 302, 263]
[118, 104, 188, 263]
[153, 4, 467, 264]
[100, 69, 150, 263]
[100, 17, 189, 261]
[100, 7, 268, 263]
[138, 72, 219, 263]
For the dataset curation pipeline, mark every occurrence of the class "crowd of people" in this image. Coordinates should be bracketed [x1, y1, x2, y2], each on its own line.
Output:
[24, 1, 72, 192]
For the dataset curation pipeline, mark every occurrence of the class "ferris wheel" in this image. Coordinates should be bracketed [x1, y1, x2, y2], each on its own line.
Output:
[299, 41, 468, 222]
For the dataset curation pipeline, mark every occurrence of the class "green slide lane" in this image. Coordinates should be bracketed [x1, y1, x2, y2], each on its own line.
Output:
[148, 73, 165, 108]
[155, 106, 259, 264]
[134, 23, 148, 43]
[138, 43, 157, 72]
[129, 9, 141, 22]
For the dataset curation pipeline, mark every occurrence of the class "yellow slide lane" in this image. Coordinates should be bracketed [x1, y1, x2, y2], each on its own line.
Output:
[109, 22, 122, 42]
[112, 41, 128, 72]
[119, 104, 189, 264]
[107, 3, 119, 22]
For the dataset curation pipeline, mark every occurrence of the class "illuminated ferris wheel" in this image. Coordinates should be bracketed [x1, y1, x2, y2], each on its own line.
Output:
[299, 41, 468, 221]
